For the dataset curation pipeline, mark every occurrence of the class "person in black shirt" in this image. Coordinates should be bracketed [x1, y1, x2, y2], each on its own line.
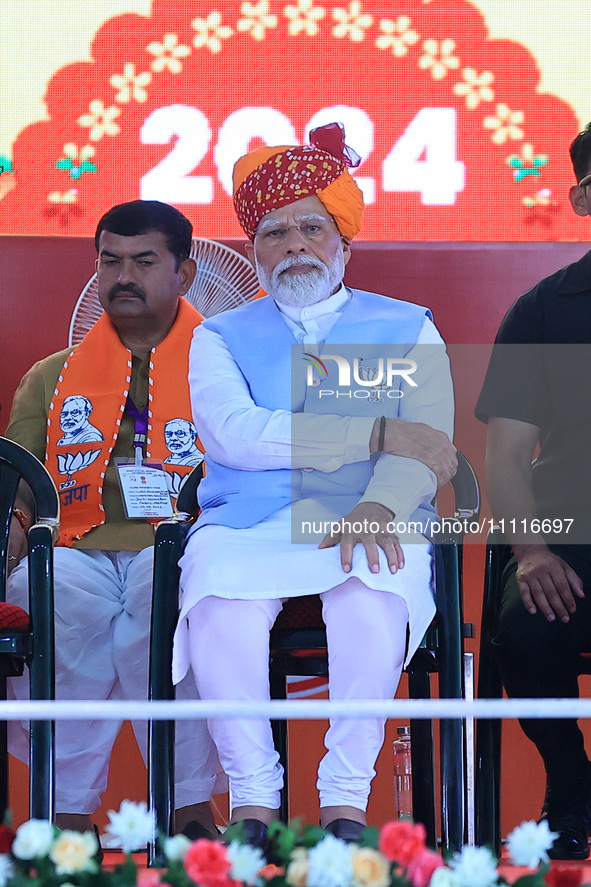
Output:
[477, 122, 591, 860]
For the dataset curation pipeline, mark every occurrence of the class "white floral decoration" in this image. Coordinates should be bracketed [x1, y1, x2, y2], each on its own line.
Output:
[47, 189, 78, 205]
[191, 11, 234, 53]
[307, 833, 353, 887]
[452, 67, 494, 109]
[227, 840, 267, 884]
[284, 0, 326, 36]
[430, 868, 461, 887]
[0, 855, 13, 887]
[375, 16, 419, 57]
[522, 188, 552, 208]
[110, 63, 152, 103]
[62, 143, 95, 163]
[332, 1, 373, 42]
[102, 799, 156, 854]
[162, 833, 192, 862]
[448, 845, 498, 887]
[506, 819, 557, 868]
[146, 34, 191, 74]
[77, 100, 121, 141]
[417, 38, 460, 80]
[483, 103, 525, 144]
[237, 1, 278, 40]
[12, 820, 55, 860]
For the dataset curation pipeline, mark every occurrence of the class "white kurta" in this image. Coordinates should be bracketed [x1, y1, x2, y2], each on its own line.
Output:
[173, 286, 454, 684]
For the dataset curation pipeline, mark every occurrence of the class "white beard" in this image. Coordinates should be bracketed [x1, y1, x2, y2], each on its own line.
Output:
[256, 251, 345, 307]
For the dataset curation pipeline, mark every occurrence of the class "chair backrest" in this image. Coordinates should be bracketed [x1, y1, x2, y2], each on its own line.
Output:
[0, 437, 60, 594]
[450, 451, 480, 522]
[0, 436, 59, 821]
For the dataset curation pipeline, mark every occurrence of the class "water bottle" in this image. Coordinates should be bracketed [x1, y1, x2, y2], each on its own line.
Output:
[393, 725, 412, 820]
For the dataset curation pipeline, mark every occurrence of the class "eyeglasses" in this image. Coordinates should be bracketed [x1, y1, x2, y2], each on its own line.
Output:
[578, 174, 591, 188]
[256, 219, 337, 246]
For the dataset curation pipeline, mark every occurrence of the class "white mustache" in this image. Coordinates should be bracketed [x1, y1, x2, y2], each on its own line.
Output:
[274, 256, 326, 276]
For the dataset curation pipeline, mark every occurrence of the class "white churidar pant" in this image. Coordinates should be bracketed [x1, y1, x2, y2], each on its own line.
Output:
[7, 547, 224, 814]
[187, 579, 410, 811]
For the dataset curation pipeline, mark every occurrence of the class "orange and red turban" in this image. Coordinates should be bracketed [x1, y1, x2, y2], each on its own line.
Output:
[232, 123, 365, 241]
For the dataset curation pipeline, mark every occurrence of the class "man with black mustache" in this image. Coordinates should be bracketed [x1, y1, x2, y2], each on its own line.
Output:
[6, 200, 222, 841]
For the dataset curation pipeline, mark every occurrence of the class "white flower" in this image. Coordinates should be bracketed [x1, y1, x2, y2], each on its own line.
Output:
[163, 833, 192, 862]
[0, 854, 13, 886]
[102, 800, 156, 853]
[12, 819, 55, 860]
[506, 819, 557, 868]
[448, 846, 498, 887]
[49, 830, 97, 874]
[307, 834, 353, 887]
[227, 840, 266, 883]
[429, 868, 460, 887]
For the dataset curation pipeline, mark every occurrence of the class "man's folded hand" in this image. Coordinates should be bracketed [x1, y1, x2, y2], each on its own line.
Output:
[371, 418, 457, 487]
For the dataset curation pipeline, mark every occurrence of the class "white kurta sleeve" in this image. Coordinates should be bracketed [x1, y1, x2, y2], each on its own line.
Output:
[189, 324, 374, 472]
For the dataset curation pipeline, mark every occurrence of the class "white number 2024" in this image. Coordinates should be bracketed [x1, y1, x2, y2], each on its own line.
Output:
[140, 105, 464, 207]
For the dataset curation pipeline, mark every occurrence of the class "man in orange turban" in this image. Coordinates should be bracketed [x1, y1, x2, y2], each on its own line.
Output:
[233, 122, 365, 242]
[174, 124, 457, 851]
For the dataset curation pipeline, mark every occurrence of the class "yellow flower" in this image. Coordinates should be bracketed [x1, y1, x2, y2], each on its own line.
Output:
[350, 847, 390, 887]
[452, 67, 494, 109]
[418, 38, 459, 80]
[237, 1, 278, 40]
[284, 0, 326, 36]
[146, 34, 191, 74]
[49, 830, 97, 875]
[286, 847, 309, 887]
[47, 189, 78, 205]
[191, 11, 234, 53]
[333, 1, 373, 41]
[77, 100, 121, 141]
[376, 16, 419, 57]
[110, 63, 151, 103]
[483, 103, 525, 145]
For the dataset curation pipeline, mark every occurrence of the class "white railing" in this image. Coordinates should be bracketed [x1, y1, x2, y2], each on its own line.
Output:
[2, 697, 590, 719]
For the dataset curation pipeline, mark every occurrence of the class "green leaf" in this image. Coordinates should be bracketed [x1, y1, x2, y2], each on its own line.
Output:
[357, 825, 379, 849]
[55, 159, 73, 170]
[300, 825, 328, 847]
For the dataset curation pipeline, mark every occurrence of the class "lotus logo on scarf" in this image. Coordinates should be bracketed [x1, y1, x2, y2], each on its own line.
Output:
[56, 449, 101, 489]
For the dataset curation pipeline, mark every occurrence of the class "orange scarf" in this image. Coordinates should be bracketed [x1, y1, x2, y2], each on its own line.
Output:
[46, 298, 202, 546]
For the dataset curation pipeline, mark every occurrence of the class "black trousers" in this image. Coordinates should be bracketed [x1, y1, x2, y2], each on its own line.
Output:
[495, 544, 591, 787]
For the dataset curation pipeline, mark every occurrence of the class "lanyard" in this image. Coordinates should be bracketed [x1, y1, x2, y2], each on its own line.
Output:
[125, 396, 148, 466]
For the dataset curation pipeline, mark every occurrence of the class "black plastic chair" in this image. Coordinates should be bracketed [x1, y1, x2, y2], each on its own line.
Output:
[0, 436, 59, 821]
[149, 453, 479, 855]
[269, 451, 479, 852]
[149, 463, 203, 862]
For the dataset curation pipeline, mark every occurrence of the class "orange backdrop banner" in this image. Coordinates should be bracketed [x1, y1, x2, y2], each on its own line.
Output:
[0, 0, 582, 240]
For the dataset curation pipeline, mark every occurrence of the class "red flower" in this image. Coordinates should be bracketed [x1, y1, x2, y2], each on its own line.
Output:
[0, 824, 15, 854]
[378, 821, 427, 866]
[546, 866, 583, 887]
[406, 849, 444, 887]
[184, 839, 235, 887]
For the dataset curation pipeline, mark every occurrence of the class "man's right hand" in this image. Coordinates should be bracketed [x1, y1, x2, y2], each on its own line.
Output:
[371, 418, 457, 487]
[514, 544, 584, 623]
[7, 515, 28, 576]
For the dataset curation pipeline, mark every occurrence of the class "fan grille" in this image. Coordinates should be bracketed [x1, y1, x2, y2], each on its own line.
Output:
[68, 238, 259, 346]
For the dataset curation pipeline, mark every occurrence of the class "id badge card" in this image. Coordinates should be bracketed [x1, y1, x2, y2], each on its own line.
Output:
[116, 458, 173, 519]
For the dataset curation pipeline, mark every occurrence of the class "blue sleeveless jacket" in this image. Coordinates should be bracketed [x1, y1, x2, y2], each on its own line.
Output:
[195, 289, 437, 529]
